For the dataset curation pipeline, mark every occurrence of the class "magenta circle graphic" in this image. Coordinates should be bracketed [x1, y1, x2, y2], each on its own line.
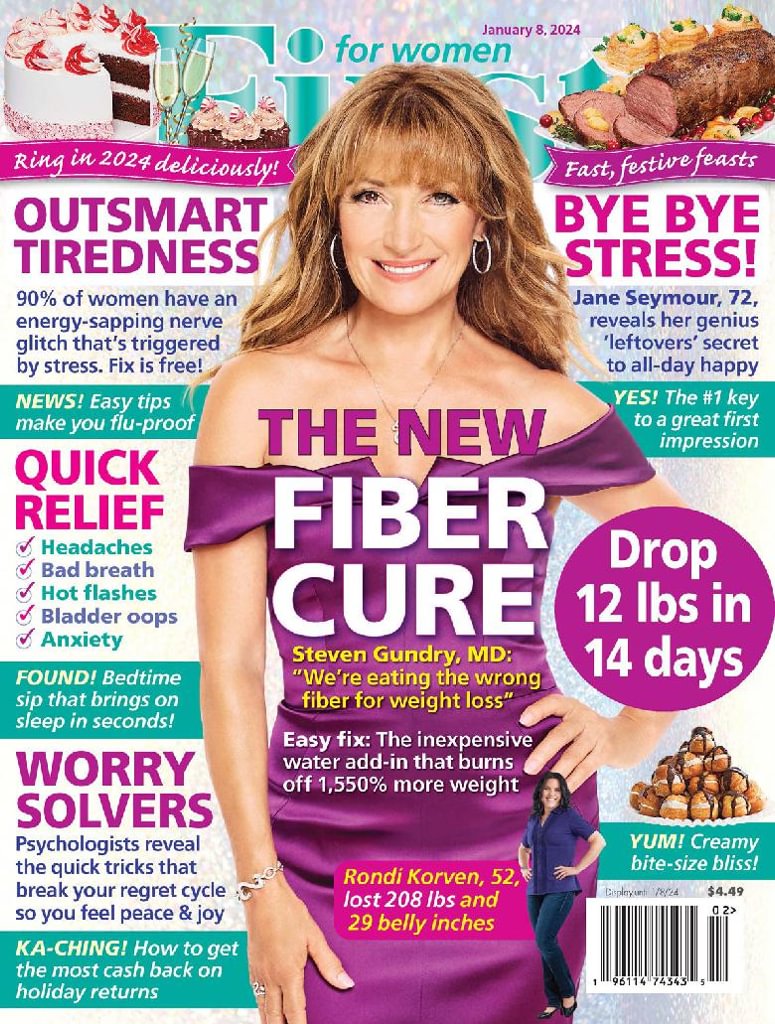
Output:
[554, 507, 774, 711]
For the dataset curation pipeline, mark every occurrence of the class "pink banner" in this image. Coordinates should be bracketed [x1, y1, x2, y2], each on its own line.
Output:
[334, 860, 531, 941]
[0, 139, 297, 188]
[545, 140, 775, 189]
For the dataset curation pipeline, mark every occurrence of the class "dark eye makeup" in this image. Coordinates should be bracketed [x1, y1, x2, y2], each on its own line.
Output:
[351, 189, 382, 203]
[349, 188, 462, 205]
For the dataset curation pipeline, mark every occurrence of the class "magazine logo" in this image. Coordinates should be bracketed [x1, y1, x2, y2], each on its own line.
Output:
[149, 22, 605, 177]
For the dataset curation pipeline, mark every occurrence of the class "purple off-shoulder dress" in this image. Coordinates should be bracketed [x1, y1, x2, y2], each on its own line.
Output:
[185, 406, 654, 1024]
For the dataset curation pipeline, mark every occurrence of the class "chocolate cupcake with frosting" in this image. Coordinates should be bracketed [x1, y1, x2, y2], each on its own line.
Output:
[186, 96, 290, 151]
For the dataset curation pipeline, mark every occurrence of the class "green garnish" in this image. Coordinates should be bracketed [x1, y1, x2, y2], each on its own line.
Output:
[593, 34, 610, 51]
[722, 6, 742, 21]
[672, 23, 684, 31]
[640, 29, 646, 37]
[617, 34, 626, 42]
[551, 121, 578, 144]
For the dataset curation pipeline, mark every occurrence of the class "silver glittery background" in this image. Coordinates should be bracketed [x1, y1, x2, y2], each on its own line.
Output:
[1, 0, 773, 1020]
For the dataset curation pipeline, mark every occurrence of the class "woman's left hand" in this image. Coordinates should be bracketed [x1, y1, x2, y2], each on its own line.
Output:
[553, 865, 578, 880]
[519, 696, 671, 791]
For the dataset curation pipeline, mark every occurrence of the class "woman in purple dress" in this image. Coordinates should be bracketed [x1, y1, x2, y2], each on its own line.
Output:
[186, 64, 679, 1024]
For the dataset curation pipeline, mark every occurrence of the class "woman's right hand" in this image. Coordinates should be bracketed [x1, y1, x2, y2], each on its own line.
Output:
[245, 875, 354, 1024]
[520, 865, 532, 882]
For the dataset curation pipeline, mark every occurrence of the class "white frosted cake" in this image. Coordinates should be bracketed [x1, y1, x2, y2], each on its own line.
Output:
[4, 4, 159, 140]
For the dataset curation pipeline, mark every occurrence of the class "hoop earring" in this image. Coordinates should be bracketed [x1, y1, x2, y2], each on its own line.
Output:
[472, 236, 492, 275]
[329, 233, 341, 272]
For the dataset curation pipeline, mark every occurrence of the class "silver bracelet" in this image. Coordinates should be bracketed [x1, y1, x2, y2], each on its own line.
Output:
[235, 860, 284, 901]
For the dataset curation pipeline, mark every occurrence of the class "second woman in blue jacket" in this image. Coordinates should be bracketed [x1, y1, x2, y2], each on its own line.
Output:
[518, 771, 606, 1019]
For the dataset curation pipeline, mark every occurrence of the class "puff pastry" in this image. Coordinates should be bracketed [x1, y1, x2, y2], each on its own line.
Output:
[630, 728, 766, 819]
[606, 23, 659, 71]
[712, 5, 763, 36]
[659, 18, 709, 55]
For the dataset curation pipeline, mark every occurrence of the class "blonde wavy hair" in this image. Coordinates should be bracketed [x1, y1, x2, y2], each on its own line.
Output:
[235, 63, 582, 373]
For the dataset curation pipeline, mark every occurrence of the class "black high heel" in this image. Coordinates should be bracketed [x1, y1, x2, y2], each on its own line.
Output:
[536, 1009, 559, 1020]
[560, 1000, 577, 1017]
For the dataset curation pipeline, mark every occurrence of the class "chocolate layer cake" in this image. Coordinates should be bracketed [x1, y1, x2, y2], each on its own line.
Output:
[3, 4, 159, 140]
[186, 97, 290, 150]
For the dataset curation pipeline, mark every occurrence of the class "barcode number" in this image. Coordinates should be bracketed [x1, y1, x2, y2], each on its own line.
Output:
[586, 899, 742, 993]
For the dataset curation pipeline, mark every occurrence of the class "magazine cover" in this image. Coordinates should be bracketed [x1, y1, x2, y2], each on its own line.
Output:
[1, 0, 773, 1022]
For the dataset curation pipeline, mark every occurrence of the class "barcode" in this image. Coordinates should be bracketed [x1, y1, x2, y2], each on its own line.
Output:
[586, 899, 742, 993]
[707, 915, 728, 982]
[599, 903, 699, 980]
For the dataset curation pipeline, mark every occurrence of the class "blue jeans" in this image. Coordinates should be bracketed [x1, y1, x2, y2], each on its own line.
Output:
[527, 892, 578, 1006]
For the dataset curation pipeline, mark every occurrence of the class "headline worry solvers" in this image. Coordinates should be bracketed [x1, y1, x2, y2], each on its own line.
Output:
[16, 750, 213, 829]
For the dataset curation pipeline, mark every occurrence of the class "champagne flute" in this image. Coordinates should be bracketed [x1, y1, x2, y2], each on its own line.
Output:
[172, 39, 216, 142]
[182, 39, 215, 98]
[153, 48, 180, 142]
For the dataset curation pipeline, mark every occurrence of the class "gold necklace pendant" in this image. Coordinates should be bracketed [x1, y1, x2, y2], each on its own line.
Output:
[345, 313, 465, 450]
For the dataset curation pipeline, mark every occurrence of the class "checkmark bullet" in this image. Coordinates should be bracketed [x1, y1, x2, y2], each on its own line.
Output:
[16, 582, 35, 603]
[16, 536, 35, 557]
[16, 559, 35, 580]
[16, 605, 35, 626]
[16, 628, 35, 649]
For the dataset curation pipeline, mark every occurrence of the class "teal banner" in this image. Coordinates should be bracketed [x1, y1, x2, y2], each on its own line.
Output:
[585, 381, 773, 457]
[7, 381, 770, 452]
[599, 822, 774, 879]
[3, 386, 206, 439]
[3, 930, 251, 1009]
[4, 661, 202, 739]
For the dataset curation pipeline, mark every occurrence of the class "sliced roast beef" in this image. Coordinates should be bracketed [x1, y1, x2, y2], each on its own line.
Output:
[558, 90, 606, 122]
[572, 93, 627, 145]
[625, 28, 775, 135]
[624, 72, 679, 134]
[614, 113, 675, 146]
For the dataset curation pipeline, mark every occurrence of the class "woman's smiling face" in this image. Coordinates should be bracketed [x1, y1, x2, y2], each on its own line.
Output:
[541, 778, 562, 812]
[338, 172, 485, 318]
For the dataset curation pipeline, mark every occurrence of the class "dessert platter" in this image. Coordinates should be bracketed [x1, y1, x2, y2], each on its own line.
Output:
[627, 725, 769, 826]
[3, 3, 159, 141]
[537, 6, 775, 149]
[185, 96, 290, 151]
